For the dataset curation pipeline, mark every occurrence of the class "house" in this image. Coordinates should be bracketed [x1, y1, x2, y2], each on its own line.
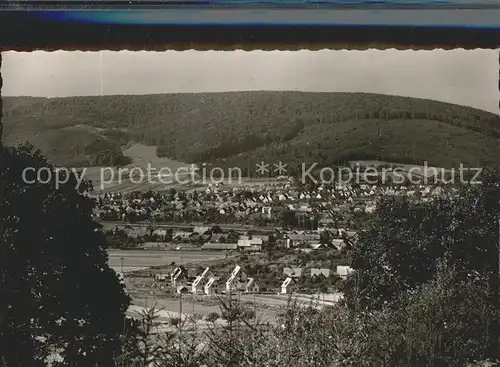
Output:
[283, 267, 303, 278]
[345, 231, 357, 238]
[126, 226, 148, 239]
[249, 237, 263, 246]
[309, 243, 325, 250]
[171, 265, 188, 287]
[193, 226, 210, 235]
[176, 285, 191, 294]
[319, 218, 335, 227]
[337, 266, 354, 279]
[243, 245, 262, 252]
[204, 277, 221, 295]
[152, 228, 168, 239]
[238, 237, 263, 248]
[252, 234, 270, 243]
[280, 277, 295, 294]
[226, 265, 246, 293]
[191, 267, 214, 294]
[286, 233, 320, 242]
[155, 273, 169, 282]
[262, 206, 272, 219]
[310, 268, 330, 278]
[331, 239, 346, 251]
[202, 243, 238, 251]
[188, 232, 201, 242]
[237, 238, 252, 248]
[245, 278, 259, 293]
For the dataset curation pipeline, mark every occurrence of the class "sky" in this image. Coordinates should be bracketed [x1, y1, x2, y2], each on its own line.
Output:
[2, 49, 498, 113]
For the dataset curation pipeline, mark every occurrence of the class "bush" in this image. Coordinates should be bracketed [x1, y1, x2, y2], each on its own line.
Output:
[169, 317, 180, 327]
[205, 312, 220, 323]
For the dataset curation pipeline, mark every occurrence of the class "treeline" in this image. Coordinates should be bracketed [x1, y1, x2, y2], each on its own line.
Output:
[89, 151, 131, 166]
[153, 108, 499, 165]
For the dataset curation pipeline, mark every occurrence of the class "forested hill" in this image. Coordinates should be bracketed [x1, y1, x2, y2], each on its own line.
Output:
[3, 91, 499, 169]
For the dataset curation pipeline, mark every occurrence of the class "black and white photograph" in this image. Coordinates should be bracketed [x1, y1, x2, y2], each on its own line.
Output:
[1, 49, 499, 366]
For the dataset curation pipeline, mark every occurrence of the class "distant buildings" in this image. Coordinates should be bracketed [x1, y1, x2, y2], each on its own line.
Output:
[96, 178, 448, 230]
[245, 278, 260, 293]
[283, 267, 303, 278]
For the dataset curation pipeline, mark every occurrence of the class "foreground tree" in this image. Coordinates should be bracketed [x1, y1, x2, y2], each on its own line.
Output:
[0, 144, 131, 366]
[342, 170, 500, 360]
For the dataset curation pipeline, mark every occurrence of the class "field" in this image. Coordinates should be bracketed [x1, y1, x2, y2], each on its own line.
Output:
[108, 249, 228, 273]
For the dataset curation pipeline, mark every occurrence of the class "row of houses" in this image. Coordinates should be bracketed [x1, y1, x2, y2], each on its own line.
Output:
[154, 263, 354, 296]
[157, 264, 260, 296]
[280, 266, 354, 294]
[107, 220, 357, 253]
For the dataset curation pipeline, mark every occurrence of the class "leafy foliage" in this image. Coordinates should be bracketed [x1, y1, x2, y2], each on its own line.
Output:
[341, 170, 500, 311]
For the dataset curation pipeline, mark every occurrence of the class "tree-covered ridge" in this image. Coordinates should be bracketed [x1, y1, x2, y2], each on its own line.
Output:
[3, 92, 499, 168]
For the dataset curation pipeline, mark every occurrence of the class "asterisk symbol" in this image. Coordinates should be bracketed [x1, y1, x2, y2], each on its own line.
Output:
[273, 161, 288, 175]
[256, 161, 270, 175]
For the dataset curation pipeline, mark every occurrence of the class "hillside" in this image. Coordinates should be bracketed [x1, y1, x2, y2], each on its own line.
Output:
[3, 92, 499, 169]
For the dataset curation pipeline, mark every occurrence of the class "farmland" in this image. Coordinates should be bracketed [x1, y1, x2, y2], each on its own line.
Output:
[108, 249, 228, 273]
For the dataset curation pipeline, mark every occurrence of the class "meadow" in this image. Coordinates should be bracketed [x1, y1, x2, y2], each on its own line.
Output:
[108, 249, 228, 273]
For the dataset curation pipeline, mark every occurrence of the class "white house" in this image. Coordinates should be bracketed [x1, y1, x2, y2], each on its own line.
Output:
[280, 277, 294, 294]
[337, 266, 354, 279]
[191, 267, 213, 294]
[331, 239, 346, 251]
[245, 278, 259, 293]
[204, 277, 221, 295]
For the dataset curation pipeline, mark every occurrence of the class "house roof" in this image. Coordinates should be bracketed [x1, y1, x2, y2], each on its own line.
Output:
[331, 239, 346, 251]
[310, 268, 330, 277]
[193, 226, 210, 235]
[252, 235, 270, 242]
[173, 232, 192, 239]
[336, 266, 354, 276]
[237, 239, 252, 247]
[283, 267, 303, 277]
